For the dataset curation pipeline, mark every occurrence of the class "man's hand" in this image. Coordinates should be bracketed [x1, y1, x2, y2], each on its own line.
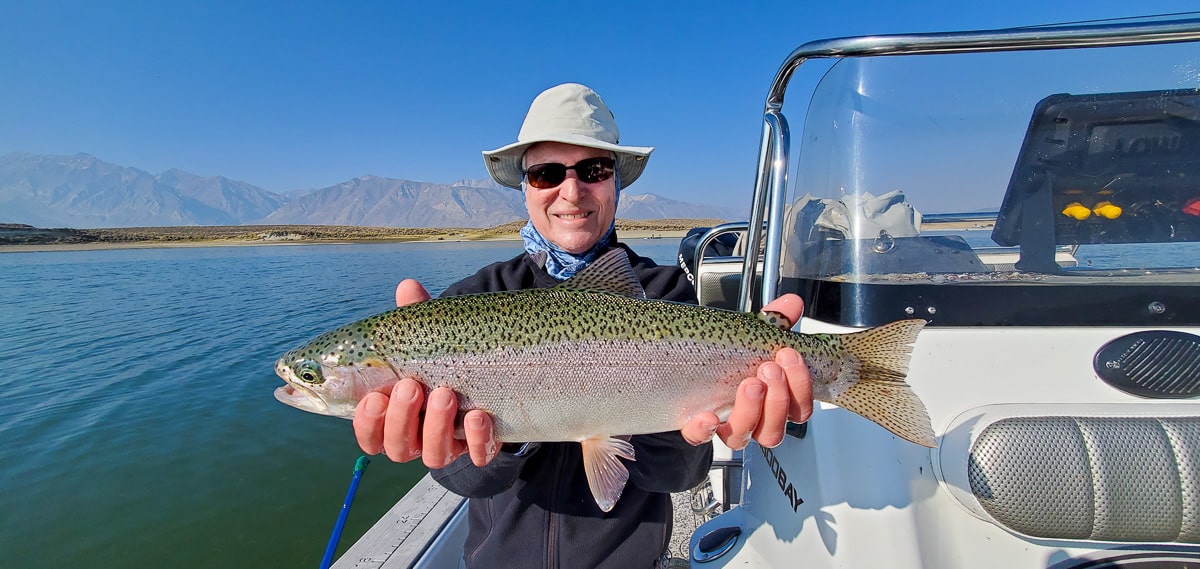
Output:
[680, 294, 814, 449]
[353, 279, 500, 468]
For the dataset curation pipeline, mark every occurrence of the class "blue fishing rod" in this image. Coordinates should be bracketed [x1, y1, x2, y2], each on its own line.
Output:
[320, 455, 371, 569]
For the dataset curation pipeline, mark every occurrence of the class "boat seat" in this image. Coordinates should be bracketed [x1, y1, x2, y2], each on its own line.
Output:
[968, 415, 1200, 543]
[679, 226, 759, 311]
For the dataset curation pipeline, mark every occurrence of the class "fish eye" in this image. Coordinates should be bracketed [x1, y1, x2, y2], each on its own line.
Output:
[296, 362, 324, 384]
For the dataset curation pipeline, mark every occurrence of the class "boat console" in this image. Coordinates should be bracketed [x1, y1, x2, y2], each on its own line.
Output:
[994, 89, 1200, 264]
[767, 87, 1200, 328]
[691, 14, 1200, 569]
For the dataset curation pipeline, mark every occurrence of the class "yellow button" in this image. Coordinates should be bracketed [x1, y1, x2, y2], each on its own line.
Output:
[1093, 201, 1122, 219]
[1062, 202, 1091, 220]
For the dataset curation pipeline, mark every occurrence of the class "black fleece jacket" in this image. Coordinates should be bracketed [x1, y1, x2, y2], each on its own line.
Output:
[429, 241, 713, 569]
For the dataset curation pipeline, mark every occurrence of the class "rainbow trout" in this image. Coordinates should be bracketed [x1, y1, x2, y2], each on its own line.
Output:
[274, 248, 932, 511]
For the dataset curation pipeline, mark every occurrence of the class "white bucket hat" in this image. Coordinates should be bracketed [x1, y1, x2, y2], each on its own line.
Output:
[482, 83, 654, 190]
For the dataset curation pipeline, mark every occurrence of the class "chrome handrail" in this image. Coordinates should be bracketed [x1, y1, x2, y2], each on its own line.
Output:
[738, 16, 1200, 309]
[766, 17, 1200, 110]
[739, 111, 789, 312]
[740, 117, 775, 311]
[695, 221, 749, 264]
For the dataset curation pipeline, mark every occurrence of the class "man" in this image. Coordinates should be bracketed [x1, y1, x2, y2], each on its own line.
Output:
[353, 83, 813, 568]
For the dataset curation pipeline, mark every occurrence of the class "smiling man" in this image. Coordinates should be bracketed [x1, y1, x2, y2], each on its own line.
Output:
[521, 142, 619, 255]
[352, 83, 814, 569]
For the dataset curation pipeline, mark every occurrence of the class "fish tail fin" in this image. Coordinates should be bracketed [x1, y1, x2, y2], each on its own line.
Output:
[831, 319, 936, 447]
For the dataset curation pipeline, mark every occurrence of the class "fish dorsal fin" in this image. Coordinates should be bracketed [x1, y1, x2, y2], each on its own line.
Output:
[758, 309, 792, 330]
[580, 435, 636, 512]
[557, 249, 646, 299]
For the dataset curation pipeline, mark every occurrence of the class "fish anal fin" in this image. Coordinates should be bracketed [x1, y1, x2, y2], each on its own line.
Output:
[831, 319, 936, 447]
[579, 435, 636, 512]
[557, 249, 646, 299]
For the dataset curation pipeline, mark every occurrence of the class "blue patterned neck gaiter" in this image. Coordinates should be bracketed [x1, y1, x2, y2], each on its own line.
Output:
[520, 170, 621, 280]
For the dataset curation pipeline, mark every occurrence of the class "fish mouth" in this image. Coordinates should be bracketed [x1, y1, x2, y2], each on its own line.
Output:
[274, 382, 330, 415]
[274, 355, 330, 414]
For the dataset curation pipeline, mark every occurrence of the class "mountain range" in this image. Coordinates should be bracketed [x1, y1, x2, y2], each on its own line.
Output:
[0, 152, 743, 228]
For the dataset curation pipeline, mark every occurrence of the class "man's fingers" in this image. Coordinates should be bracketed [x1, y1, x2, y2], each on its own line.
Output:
[758, 295, 813, 428]
[353, 392, 388, 455]
[421, 387, 465, 468]
[760, 294, 804, 327]
[681, 412, 721, 446]
[396, 278, 432, 307]
[464, 411, 498, 466]
[751, 361, 791, 448]
[382, 379, 424, 462]
[716, 378, 765, 450]
[776, 348, 814, 423]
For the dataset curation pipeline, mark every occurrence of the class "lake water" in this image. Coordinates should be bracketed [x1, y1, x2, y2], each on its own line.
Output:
[0, 238, 686, 569]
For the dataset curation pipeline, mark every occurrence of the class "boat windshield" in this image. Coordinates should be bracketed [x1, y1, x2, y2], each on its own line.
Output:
[779, 41, 1200, 327]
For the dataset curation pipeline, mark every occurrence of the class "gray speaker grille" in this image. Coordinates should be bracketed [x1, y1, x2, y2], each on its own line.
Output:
[968, 416, 1200, 543]
[1095, 331, 1200, 399]
[1122, 337, 1200, 395]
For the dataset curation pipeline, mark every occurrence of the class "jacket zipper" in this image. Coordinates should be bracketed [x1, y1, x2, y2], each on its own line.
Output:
[546, 446, 565, 569]
[465, 499, 492, 564]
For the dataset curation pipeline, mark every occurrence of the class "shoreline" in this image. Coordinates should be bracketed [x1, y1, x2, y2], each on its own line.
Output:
[0, 228, 692, 254]
[0, 220, 989, 254]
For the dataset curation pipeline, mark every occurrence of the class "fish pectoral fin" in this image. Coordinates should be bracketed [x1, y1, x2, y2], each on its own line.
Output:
[579, 435, 636, 512]
[712, 404, 734, 423]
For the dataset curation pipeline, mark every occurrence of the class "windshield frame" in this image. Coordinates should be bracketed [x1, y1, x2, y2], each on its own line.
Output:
[743, 16, 1200, 327]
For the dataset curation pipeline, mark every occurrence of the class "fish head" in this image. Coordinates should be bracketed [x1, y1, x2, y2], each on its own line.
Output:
[273, 324, 399, 419]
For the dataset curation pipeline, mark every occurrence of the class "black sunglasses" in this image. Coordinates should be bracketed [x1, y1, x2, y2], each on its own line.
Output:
[523, 157, 616, 189]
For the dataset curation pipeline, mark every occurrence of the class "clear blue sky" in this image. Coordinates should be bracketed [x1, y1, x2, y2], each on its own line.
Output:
[2, 0, 1197, 208]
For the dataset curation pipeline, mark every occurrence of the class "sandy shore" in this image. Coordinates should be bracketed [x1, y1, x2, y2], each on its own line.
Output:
[2, 220, 993, 254]
[0, 228, 694, 254]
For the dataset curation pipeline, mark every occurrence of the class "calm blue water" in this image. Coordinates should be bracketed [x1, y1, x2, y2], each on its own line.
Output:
[930, 229, 1200, 272]
[0, 238, 685, 569]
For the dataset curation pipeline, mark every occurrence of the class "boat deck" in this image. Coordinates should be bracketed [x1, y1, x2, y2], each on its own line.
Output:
[332, 475, 466, 569]
[332, 474, 713, 568]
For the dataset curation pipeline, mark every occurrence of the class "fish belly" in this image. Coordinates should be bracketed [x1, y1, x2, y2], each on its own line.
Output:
[397, 338, 768, 442]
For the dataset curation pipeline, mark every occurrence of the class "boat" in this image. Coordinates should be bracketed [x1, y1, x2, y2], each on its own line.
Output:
[333, 14, 1200, 568]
